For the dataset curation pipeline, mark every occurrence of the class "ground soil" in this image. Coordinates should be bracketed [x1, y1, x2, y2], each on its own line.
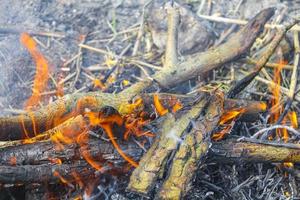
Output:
[0, 0, 299, 199]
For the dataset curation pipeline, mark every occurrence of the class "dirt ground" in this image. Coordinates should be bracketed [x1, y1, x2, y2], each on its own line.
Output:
[0, 0, 300, 199]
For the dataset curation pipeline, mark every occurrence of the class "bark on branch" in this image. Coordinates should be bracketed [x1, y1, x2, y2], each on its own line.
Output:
[3, 137, 300, 184]
[210, 138, 300, 164]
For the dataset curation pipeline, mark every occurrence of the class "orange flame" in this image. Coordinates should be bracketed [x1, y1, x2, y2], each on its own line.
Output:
[53, 170, 73, 187]
[20, 114, 30, 138]
[268, 60, 289, 140]
[119, 97, 143, 114]
[289, 111, 298, 129]
[213, 107, 245, 141]
[124, 115, 154, 140]
[270, 61, 286, 126]
[85, 111, 138, 167]
[101, 124, 138, 167]
[20, 33, 50, 109]
[28, 112, 38, 136]
[77, 132, 103, 171]
[258, 102, 267, 111]
[85, 112, 123, 127]
[50, 116, 87, 150]
[81, 150, 103, 171]
[49, 114, 106, 172]
[172, 101, 183, 113]
[153, 94, 168, 116]
[212, 126, 232, 141]
[282, 117, 289, 142]
[219, 108, 245, 125]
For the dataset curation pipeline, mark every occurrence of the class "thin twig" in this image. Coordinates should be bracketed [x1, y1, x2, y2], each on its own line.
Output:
[251, 125, 300, 139]
[164, 2, 180, 68]
[289, 31, 300, 99]
[198, 14, 300, 31]
[244, 58, 293, 70]
[0, 26, 65, 38]
[71, 35, 86, 92]
[79, 43, 161, 70]
[132, 0, 153, 56]
[253, 73, 300, 102]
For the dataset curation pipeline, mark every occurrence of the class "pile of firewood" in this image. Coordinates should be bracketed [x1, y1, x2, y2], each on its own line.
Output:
[0, 1, 300, 199]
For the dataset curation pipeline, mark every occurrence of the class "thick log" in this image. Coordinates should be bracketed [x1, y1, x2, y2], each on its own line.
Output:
[0, 161, 94, 184]
[127, 97, 209, 195]
[210, 138, 300, 163]
[2, 137, 300, 184]
[0, 137, 143, 166]
[4, 136, 300, 169]
[158, 93, 224, 199]
[0, 115, 87, 149]
[0, 93, 127, 141]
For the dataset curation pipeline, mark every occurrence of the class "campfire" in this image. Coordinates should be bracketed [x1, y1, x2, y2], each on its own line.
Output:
[1, 0, 300, 199]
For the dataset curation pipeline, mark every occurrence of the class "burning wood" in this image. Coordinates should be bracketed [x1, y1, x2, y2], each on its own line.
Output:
[0, 1, 300, 199]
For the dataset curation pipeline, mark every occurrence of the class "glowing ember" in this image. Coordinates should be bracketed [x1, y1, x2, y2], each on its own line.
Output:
[9, 157, 17, 166]
[283, 162, 294, 168]
[20, 33, 50, 109]
[48, 157, 63, 165]
[153, 94, 168, 116]
[258, 102, 267, 111]
[172, 101, 183, 113]
[93, 79, 106, 90]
